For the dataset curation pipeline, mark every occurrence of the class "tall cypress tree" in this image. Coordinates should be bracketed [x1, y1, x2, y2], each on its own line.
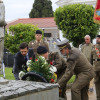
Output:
[29, 0, 54, 18]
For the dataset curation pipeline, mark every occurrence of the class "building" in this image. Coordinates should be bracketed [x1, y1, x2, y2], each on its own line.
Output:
[6, 17, 60, 41]
[56, 0, 96, 7]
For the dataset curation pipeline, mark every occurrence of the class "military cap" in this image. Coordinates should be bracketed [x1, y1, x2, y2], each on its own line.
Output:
[97, 35, 100, 38]
[57, 39, 69, 50]
[36, 30, 42, 34]
[37, 46, 48, 54]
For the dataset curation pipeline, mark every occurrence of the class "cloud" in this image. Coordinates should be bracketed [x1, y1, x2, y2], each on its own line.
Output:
[3, 0, 58, 22]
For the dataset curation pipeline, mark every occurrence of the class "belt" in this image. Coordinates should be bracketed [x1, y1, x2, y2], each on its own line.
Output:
[93, 59, 100, 61]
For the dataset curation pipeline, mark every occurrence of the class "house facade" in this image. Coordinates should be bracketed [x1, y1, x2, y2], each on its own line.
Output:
[6, 17, 59, 41]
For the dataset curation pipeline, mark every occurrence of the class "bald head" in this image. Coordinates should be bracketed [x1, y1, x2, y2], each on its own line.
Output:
[84, 35, 91, 44]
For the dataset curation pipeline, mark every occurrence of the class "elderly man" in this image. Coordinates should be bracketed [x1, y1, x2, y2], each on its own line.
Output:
[81, 35, 93, 62]
[57, 39, 94, 100]
[28, 30, 49, 56]
[81, 35, 94, 92]
[92, 35, 100, 100]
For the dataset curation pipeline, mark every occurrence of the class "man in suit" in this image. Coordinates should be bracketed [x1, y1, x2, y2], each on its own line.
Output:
[57, 39, 94, 100]
[13, 42, 35, 80]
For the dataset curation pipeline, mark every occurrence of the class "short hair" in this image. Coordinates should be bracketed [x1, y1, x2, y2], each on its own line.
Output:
[65, 43, 71, 50]
[84, 35, 91, 39]
[19, 42, 28, 50]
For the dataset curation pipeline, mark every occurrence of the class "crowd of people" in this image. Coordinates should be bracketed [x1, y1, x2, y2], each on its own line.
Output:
[12, 29, 100, 100]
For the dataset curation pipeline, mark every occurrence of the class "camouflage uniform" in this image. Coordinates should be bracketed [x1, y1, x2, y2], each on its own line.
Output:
[92, 44, 100, 100]
[58, 48, 94, 100]
[28, 40, 49, 56]
[48, 52, 67, 100]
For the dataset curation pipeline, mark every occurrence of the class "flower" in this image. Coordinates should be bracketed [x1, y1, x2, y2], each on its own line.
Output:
[19, 71, 25, 80]
[51, 79, 54, 83]
[29, 57, 32, 60]
[49, 65, 57, 74]
[35, 59, 38, 61]
[27, 67, 31, 72]
[50, 61, 53, 65]
[26, 60, 31, 67]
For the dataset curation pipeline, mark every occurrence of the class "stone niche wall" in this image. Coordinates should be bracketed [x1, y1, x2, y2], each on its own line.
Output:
[0, 80, 59, 100]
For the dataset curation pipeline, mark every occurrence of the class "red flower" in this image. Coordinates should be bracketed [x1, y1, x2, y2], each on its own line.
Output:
[50, 61, 53, 65]
[35, 59, 38, 61]
[29, 57, 32, 60]
[99, 55, 100, 58]
[51, 79, 54, 83]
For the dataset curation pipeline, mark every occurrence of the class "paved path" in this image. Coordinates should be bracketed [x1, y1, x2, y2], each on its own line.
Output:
[66, 87, 96, 100]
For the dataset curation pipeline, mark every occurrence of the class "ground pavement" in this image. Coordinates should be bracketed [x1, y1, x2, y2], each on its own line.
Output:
[66, 86, 96, 100]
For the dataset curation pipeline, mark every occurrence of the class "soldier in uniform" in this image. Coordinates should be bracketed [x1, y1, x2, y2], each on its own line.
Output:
[57, 39, 94, 100]
[81, 35, 94, 92]
[91, 35, 100, 100]
[48, 52, 67, 99]
[28, 30, 49, 56]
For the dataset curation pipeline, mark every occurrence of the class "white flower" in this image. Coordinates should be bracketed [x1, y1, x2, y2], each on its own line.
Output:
[39, 56, 45, 60]
[19, 71, 25, 80]
[49, 65, 57, 74]
[26, 60, 31, 67]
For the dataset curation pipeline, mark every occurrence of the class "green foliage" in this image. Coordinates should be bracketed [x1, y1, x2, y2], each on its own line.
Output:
[29, 0, 54, 18]
[4, 23, 40, 54]
[54, 4, 100, 47]
[28, 56, 53, 81]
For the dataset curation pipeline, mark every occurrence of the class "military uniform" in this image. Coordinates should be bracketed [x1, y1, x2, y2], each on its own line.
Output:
[92, 44, 100, 100]
[48, 52, 67, 99]
[57, 40, 94, 100]
[81, 43, 94, 91]
[28, 40, 49, 56]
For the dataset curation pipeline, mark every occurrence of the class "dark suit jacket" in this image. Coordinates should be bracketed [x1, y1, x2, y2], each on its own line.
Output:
[13, 48, 35, 80]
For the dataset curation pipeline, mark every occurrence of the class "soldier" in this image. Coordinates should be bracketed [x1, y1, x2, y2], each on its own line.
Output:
[91, 35, 100, 100]
[57, 39, 94, 100]
[48, 52, 67, 99]
[81, 35, 94, 92]
[28, 30, 49, 56]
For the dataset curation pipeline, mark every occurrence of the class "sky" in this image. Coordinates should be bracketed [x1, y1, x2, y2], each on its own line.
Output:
[3, 0, 58, 22]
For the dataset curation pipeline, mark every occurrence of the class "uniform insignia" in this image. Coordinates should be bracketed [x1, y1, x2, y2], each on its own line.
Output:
[95, 45, 100, 58]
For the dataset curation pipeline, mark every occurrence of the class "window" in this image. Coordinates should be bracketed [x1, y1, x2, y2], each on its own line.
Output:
[44, 33, 51, 37]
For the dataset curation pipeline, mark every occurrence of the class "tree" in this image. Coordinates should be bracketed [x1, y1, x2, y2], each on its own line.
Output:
[54, 4, 100, 47]
[4, 23, 41, 54]
[29, 0, 53, 18]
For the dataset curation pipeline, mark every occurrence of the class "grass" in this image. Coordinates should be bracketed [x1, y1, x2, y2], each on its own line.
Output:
[0, 67, 15, 80]
[0, 67, 75, 83]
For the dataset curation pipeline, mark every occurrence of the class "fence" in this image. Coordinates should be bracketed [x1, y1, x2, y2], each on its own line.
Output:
[3, 52, 14, 67]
